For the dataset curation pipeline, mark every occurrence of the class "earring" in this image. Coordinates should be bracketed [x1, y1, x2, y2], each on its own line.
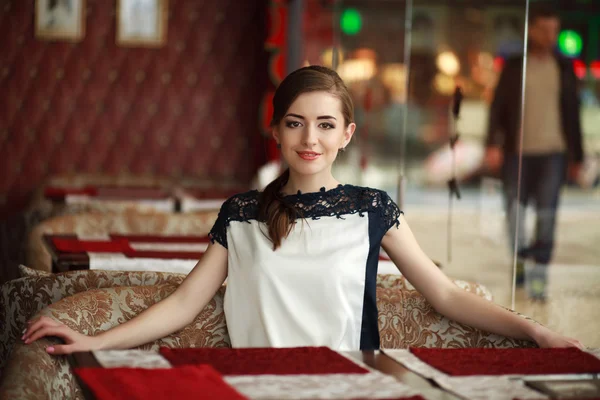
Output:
[276, 143, 281, 149]
[339, 147, 346, 153]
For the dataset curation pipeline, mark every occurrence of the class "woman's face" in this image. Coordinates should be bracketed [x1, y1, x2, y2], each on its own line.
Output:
[273, 91, 355, 178]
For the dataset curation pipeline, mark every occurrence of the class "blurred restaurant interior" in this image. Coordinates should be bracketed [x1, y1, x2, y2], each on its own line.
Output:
[1, 0, 600, 396]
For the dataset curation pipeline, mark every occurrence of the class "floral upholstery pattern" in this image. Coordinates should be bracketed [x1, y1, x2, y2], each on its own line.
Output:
[0, 339, 84, 400]
[0, 282, 535, 399]
[26, 210, 219, 273]
[0, 285, 229, 400]
[375, 273, 493, 302]
[0, 266, 186, 373]
[376, 286, 535, 349]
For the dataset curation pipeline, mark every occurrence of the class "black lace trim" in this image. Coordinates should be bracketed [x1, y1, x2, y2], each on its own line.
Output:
[208, 185, 402, 248]
[208, 190, 259, 249]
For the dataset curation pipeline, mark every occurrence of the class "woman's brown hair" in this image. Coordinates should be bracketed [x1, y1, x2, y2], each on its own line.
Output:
[259, 65, 354, 250]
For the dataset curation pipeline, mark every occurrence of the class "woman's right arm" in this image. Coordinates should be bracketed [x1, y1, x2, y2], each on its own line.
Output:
[22, 242, 228, 354]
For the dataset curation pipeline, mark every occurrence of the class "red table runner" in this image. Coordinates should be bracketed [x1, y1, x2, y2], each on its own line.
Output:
[53, 238, 131, 253]
[410, 347, 600, 376]
[51, 236, 210, 260]
[74, 364, 247, 400]
[160, 346, 370, 376]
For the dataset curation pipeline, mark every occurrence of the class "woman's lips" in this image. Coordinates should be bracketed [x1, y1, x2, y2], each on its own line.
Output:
[297, 151, 321, 161]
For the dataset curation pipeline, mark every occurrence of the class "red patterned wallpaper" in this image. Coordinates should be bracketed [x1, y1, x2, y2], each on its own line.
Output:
[0, 0, 269, 215]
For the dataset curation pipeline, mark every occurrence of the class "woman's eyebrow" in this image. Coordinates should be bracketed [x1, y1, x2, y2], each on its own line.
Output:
[284, 113, 337, 120]
[284, 113, 304, 119]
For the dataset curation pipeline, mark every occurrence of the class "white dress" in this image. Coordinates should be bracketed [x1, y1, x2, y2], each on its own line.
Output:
[208, 184, 402, 351]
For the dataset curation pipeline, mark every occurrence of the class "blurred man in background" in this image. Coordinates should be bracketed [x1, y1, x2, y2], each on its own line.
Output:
[485, 5, 584, 300]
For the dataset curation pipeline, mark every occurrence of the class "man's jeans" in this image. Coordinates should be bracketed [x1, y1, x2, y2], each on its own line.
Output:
[502, 153, 566, 265]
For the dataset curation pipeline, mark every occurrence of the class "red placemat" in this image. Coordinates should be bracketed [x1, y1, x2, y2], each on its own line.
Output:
[160, 347, 370, 376]
[74, 365, 247, 400]
[52, 238, 131, 253]
[410, 348, 600, 376]
[52, 236, 208, 259]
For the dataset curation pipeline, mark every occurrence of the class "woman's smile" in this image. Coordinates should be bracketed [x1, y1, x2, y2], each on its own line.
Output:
[297, 151, 321, 161]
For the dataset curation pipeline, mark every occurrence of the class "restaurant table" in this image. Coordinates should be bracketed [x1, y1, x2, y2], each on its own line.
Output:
[68, 350, 461, 400]
[43, 185, 178, 213]
[44, 234, 208, 273]
[67, 348, 600, 400]
[176, 187, 246, 213]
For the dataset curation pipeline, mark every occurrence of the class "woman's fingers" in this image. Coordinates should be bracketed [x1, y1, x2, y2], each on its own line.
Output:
[23, 316, 61, 340]
[24, 325, 70, 344]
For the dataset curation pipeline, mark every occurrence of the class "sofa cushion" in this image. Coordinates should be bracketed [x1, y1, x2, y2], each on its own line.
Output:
[0, 266, 187, 373]
[37, 285, 230, 350]
[377, 286, 535, 349]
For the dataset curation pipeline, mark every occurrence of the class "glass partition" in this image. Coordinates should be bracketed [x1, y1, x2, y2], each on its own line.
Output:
[513, 3, 600, 348]
[303, 0, 528, 308]
[299, 0, 599, 348]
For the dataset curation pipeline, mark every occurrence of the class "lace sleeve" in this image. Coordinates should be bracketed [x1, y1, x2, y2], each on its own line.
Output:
[208, 199, 230, 249]
[207, 191, 260, 249]
[380, 190, 403, 231]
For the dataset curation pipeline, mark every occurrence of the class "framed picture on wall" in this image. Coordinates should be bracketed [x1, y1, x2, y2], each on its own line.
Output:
[35, 0, 86, 41]
[116, 0, 168, 47]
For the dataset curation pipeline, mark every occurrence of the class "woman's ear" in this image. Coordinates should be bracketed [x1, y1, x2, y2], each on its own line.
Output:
[343, 123, 356, 148]
[271, 126, 280, 145]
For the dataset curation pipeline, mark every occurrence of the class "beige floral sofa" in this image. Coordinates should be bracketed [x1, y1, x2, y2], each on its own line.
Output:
[0, 266, 533, 399]
[26, 210, 219, 273]
[0, 266, 496, 375]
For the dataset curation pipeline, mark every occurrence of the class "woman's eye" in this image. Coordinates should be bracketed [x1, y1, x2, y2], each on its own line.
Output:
[319, 122, 335, 130]
[285, 121, 301, 128]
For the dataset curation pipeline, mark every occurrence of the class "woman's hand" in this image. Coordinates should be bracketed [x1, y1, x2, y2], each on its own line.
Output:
[22, 316, 101, 355]
[532, 324, 585, 349]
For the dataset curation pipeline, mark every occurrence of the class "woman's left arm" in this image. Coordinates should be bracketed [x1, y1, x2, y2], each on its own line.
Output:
[381, 214, 584, 349]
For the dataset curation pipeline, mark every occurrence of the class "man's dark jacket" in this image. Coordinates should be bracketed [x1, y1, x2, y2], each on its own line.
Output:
[486, 53, 584, 163]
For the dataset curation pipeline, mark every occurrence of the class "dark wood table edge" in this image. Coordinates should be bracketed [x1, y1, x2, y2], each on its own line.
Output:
[43, 234, 90, 273]
[68, 352, 101, 400]
[346, 351, 464, 399]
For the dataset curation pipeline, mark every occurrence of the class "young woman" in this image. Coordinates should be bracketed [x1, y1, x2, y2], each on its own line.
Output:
[23, 66, 583, 354]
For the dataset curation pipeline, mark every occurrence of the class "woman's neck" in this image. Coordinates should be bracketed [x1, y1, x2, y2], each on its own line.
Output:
[281, 171, 340, 195]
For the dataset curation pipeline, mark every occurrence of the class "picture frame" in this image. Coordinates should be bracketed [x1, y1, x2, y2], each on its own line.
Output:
[35, 0, 86, 42]
[116, 0, 168, 48]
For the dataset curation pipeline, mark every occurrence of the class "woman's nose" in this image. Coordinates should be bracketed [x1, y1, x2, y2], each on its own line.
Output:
[302, 125, 318, 146]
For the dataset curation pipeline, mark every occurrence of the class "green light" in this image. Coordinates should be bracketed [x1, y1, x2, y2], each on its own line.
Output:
[558, 30, 583, 57]
[341, 8, 362, 35]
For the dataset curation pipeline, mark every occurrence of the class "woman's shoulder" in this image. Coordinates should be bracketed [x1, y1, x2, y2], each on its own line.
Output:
[224, 189, 260, 205]
[341, 184, 395, 204]
[342, 185, 402, 230]
[217, 190, 261, 223]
